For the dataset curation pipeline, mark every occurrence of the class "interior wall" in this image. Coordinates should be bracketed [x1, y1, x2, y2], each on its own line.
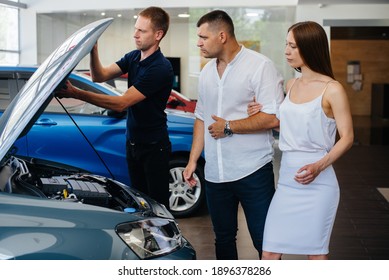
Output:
[37, 14, 136, 68]
[295, 4, 389, 27]
[163, 21, 190, 97]
[35, 6, 296, 99]
[21, 3, 389, 101]
[296, 4, 389, 117]
[35, 14, 190, 95]
[331, 40, 389, 116]
[21, 0, 298, 12]
[19, 8, 37, 64]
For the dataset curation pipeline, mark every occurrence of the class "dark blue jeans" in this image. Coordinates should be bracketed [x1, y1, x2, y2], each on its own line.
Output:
[205, 162, 275, 260]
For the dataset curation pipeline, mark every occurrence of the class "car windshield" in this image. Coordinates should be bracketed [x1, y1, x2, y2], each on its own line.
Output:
[75, 72, 123, 95]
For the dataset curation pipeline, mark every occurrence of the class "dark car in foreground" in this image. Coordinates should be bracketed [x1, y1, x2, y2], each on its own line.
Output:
[0, 18, 195, 260]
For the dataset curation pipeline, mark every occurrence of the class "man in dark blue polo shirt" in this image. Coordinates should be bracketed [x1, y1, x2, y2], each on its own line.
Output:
[57, 7, 173, 207]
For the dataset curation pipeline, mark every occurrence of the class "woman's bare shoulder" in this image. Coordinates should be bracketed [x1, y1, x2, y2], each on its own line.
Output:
[285, 78, 298, 93]
[324, 80, 348, 105]
[326, 80, 346, 95]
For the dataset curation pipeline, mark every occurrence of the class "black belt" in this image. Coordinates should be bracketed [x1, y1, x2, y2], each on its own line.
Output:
[128, 140, 159, 146]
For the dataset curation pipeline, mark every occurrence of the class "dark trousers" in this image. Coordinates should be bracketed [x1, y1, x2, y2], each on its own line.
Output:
[205, 162, 275, 260]
[126, 138, 171, 207]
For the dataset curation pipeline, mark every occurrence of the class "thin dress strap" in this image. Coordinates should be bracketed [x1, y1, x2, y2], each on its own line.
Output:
[287, 78, 299, 98]
[321, 80, 337, 96]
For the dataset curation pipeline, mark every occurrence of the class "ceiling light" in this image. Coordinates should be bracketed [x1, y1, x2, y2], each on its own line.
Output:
[178, 13, 190, 18]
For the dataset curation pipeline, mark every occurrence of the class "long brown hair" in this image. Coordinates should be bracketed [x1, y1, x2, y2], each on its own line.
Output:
[289, 21, 334, 79]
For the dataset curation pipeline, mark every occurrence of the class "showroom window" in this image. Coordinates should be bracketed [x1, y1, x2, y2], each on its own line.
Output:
[0, 2, 19, 65]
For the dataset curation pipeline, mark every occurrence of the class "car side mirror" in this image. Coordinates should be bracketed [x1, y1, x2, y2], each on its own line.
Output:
[167, 99, 185, 108]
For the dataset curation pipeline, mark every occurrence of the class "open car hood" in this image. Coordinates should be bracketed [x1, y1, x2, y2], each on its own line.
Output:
[0, 18, 113, 163]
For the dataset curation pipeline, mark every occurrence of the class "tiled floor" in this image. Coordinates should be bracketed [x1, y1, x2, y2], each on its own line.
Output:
[177, 116, 389, 260]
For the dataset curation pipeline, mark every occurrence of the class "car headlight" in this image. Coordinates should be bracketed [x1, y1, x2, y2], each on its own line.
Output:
[116, 218, 183, 259]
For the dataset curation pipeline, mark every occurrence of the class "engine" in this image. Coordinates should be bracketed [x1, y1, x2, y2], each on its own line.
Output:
[40, 176, 112, 207]
[0, 156, 165, 217]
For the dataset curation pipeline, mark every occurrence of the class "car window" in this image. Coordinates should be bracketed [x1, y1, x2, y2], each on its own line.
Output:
[48, 97, 107, 115]
[18, 76, 103, 115]
[46, 77, 107, 115]
[23, 75, 107, 115]
[0, 79, 11, 110]
[0, 70, 107, 116]
[0, 77, 18, 110]
[111, 78, 127, 92]
[56, 77, 107, 115]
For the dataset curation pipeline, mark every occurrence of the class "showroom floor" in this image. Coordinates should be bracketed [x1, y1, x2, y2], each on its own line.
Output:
[177, 116, 389, 260]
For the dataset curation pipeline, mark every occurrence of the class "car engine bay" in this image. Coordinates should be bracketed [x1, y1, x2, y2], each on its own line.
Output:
[0, 156, 153, 215]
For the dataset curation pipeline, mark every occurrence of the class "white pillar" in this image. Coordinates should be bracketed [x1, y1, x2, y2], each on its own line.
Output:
[19, 8, 37, 64]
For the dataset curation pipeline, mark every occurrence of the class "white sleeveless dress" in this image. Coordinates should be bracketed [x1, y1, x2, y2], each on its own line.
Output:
[263, 80, 340, 255]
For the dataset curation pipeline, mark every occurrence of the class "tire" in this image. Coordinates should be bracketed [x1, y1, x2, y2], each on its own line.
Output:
[168, 157, 205, 218]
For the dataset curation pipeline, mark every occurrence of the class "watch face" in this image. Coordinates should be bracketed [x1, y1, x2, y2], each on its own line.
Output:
[224, 121, 233, 136]
[224, 128, 233, 136]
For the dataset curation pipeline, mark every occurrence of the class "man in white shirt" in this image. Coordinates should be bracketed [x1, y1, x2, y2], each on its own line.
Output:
[184, 10, 284, 259]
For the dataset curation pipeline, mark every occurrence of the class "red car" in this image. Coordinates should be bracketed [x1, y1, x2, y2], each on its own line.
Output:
[166, 89, 196, 113]
[79, 71, 196, 113]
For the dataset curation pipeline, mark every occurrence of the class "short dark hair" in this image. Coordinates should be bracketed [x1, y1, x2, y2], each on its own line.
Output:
[197, 10, 235, 37]
[139, 6, 170, 39]
[288, 21, 334, 79]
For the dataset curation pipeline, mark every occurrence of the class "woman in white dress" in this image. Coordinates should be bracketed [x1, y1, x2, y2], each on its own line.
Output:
[248, 21, 354, 260]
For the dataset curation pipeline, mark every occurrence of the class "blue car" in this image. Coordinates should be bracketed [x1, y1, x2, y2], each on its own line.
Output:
[0, 18, 196, 260]
[0, 67, 205, 218]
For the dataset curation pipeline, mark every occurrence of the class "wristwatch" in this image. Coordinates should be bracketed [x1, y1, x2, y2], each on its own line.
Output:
[224, 121, 233, 136]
